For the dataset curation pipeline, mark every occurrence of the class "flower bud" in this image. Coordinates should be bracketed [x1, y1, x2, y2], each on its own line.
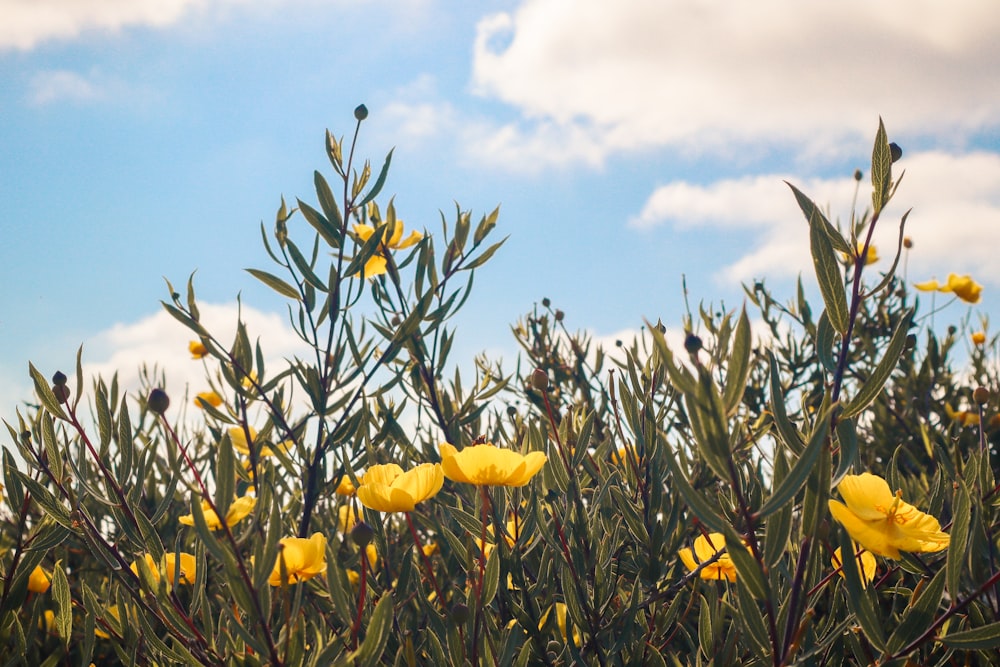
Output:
[541, 297, 551, 308]
[853, 169, 863, 181]
[904, 334, 917, 351]
[354, 104, 369, 121]
[889, 142, 902, 163]
[350, 521, 375, 548]
[684, 334, 703, 354]
[52, 371, 67, 387]
[52, 384, 70, 404]
[450, 603, 470, 625]
[903, 236, 913, 249]
[530, 368, 549, 392]
[554, 309, 564, 322]
[974, 387, 991, 405]
[148, 388, 170, 414]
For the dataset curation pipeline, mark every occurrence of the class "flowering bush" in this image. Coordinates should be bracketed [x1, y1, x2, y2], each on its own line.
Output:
[3, 112, 1000, 666]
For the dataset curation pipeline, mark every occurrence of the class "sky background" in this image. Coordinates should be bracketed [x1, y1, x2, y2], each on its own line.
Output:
[2, 0, 999, 418]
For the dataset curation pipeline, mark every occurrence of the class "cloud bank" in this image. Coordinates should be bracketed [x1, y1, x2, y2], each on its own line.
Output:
[465, 0, 1000, 168]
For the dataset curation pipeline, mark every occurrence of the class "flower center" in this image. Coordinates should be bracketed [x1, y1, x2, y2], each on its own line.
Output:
[875, 490, 908, 524]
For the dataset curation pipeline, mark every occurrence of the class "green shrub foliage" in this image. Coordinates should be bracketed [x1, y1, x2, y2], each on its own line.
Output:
[3, 114, 999, 666]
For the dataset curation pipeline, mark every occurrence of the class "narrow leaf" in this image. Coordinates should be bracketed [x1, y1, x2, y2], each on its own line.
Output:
[841, 308, 913, 419]
[756, 406, 829, 518]
[723, 307, 752, 415]
[245, 268, 301, 300]
[810, 216, 849, 334]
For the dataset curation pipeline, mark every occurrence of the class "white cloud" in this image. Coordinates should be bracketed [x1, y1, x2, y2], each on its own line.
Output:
[470, 0, 1000, 167]
[27, 69, 104, 105]
[631, 150, 1000, 286]
[0, 0, 208, 50]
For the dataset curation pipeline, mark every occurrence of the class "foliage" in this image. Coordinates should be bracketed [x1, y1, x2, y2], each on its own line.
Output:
[3, 112, 1000, 666]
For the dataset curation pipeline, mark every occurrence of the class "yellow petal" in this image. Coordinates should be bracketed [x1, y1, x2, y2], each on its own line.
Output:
[828, 499, 901, 559]
[194, 391, 223, 408]
[439, 443, 546, 486]
[269, 533, 327, 586]
[392, 463, 444, 505]
[353, 224, 375, 241]
[393, 229, 423, 250]
[913, 279, 941, 292]
[228, 427, 258, 456]
[361, 464, 403, 487]
[189, 340, 208, 359]
[836, 473, 894, 521]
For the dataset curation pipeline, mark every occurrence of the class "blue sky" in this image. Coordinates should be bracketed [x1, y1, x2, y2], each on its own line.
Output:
[2, 0, 999, 415]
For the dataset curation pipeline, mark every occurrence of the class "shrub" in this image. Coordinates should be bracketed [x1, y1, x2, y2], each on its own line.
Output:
[2, 113, 998, 666]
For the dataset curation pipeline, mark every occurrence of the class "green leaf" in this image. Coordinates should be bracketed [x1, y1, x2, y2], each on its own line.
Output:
[286, 239, 328, 292]
[887, 567, 946, 655]
[482, 548, 501, 606]
[756, 405, 829, 519]
[724, 534, 769, 602]
[357, 148, 394, 208]
[314, 170, 344, 230]
[353, 593, 394, 664]
[462, 237, 507, 270]
[51, 560, 72, 646]
[841, 308, 913, 419]
[871, 117, 892, 215]
[297, 198, 341, 249]
[787, 182, 852, 254]
[940, 621, 1000, 649]
[815, 310, 838, 374]
[837, 531, 885, 652]
[722, 307, 752, 416]
[661, 442, 729, 534]
[947, 480, 971, 599]
[810, 219, 850, 335]
[768, 353, 804, 453]
[17, 473, 73, 529]
[246, 268, 301, 300]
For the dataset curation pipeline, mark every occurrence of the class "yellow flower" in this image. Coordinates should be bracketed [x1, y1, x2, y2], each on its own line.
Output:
[945, 404, 980, 427]
[179, 495, 256, 530]
[40, 609, 56, 634]
[832, 545, 878, 585]
[228, 426, 258, 455]
[351, 221, 423, 278]
[439, 443, 547, 487]
[130, 552, 197, 585]
[94, 605, 121, 639]
[27, 565, 51, 593]
[356, 463, 443, 513]
[354, 220, 424, 278]
[610, 446, 640, 466]
[189, 340, 208, 359]
[842, 244, 878, 266]
[194, 391, 223, 408]
[335, 475, 357, 496]
[678, 533, 738, 582]
[422, 541, 439, 557]
[914, 273, 983, 304]
[338, 504, 363, 533]
[972, 331, 987, 345]
[268, 533, 327, 586]
[828, 473, 950, 559]
[365, 544, 378, 569]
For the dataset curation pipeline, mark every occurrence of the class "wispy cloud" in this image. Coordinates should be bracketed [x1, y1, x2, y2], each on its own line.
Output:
[467, 0, 1000, 168]
[27, 69, 104, 105]
[630, 151, 1000, 286]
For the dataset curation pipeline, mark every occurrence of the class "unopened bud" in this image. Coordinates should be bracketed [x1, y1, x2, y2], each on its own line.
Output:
[148, 388, 170, 414]
[889, 142, 902, 163]
[450, 604, 470, 625]
[52, 371, 67, 387]
[541, 297, 551, 308]
[684, 334, 703, 354]
[554, 309, 564, 322]
[350, 521, 374, 548]
[904, 334, 917, 351]
[52, 384, 70, 404]
[974, 387, 991, 405]
[530, 368, 549, 391]
[903, 236, 913, 249]
[354, 104, 369, 121]
[853, 169, 863, 181]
